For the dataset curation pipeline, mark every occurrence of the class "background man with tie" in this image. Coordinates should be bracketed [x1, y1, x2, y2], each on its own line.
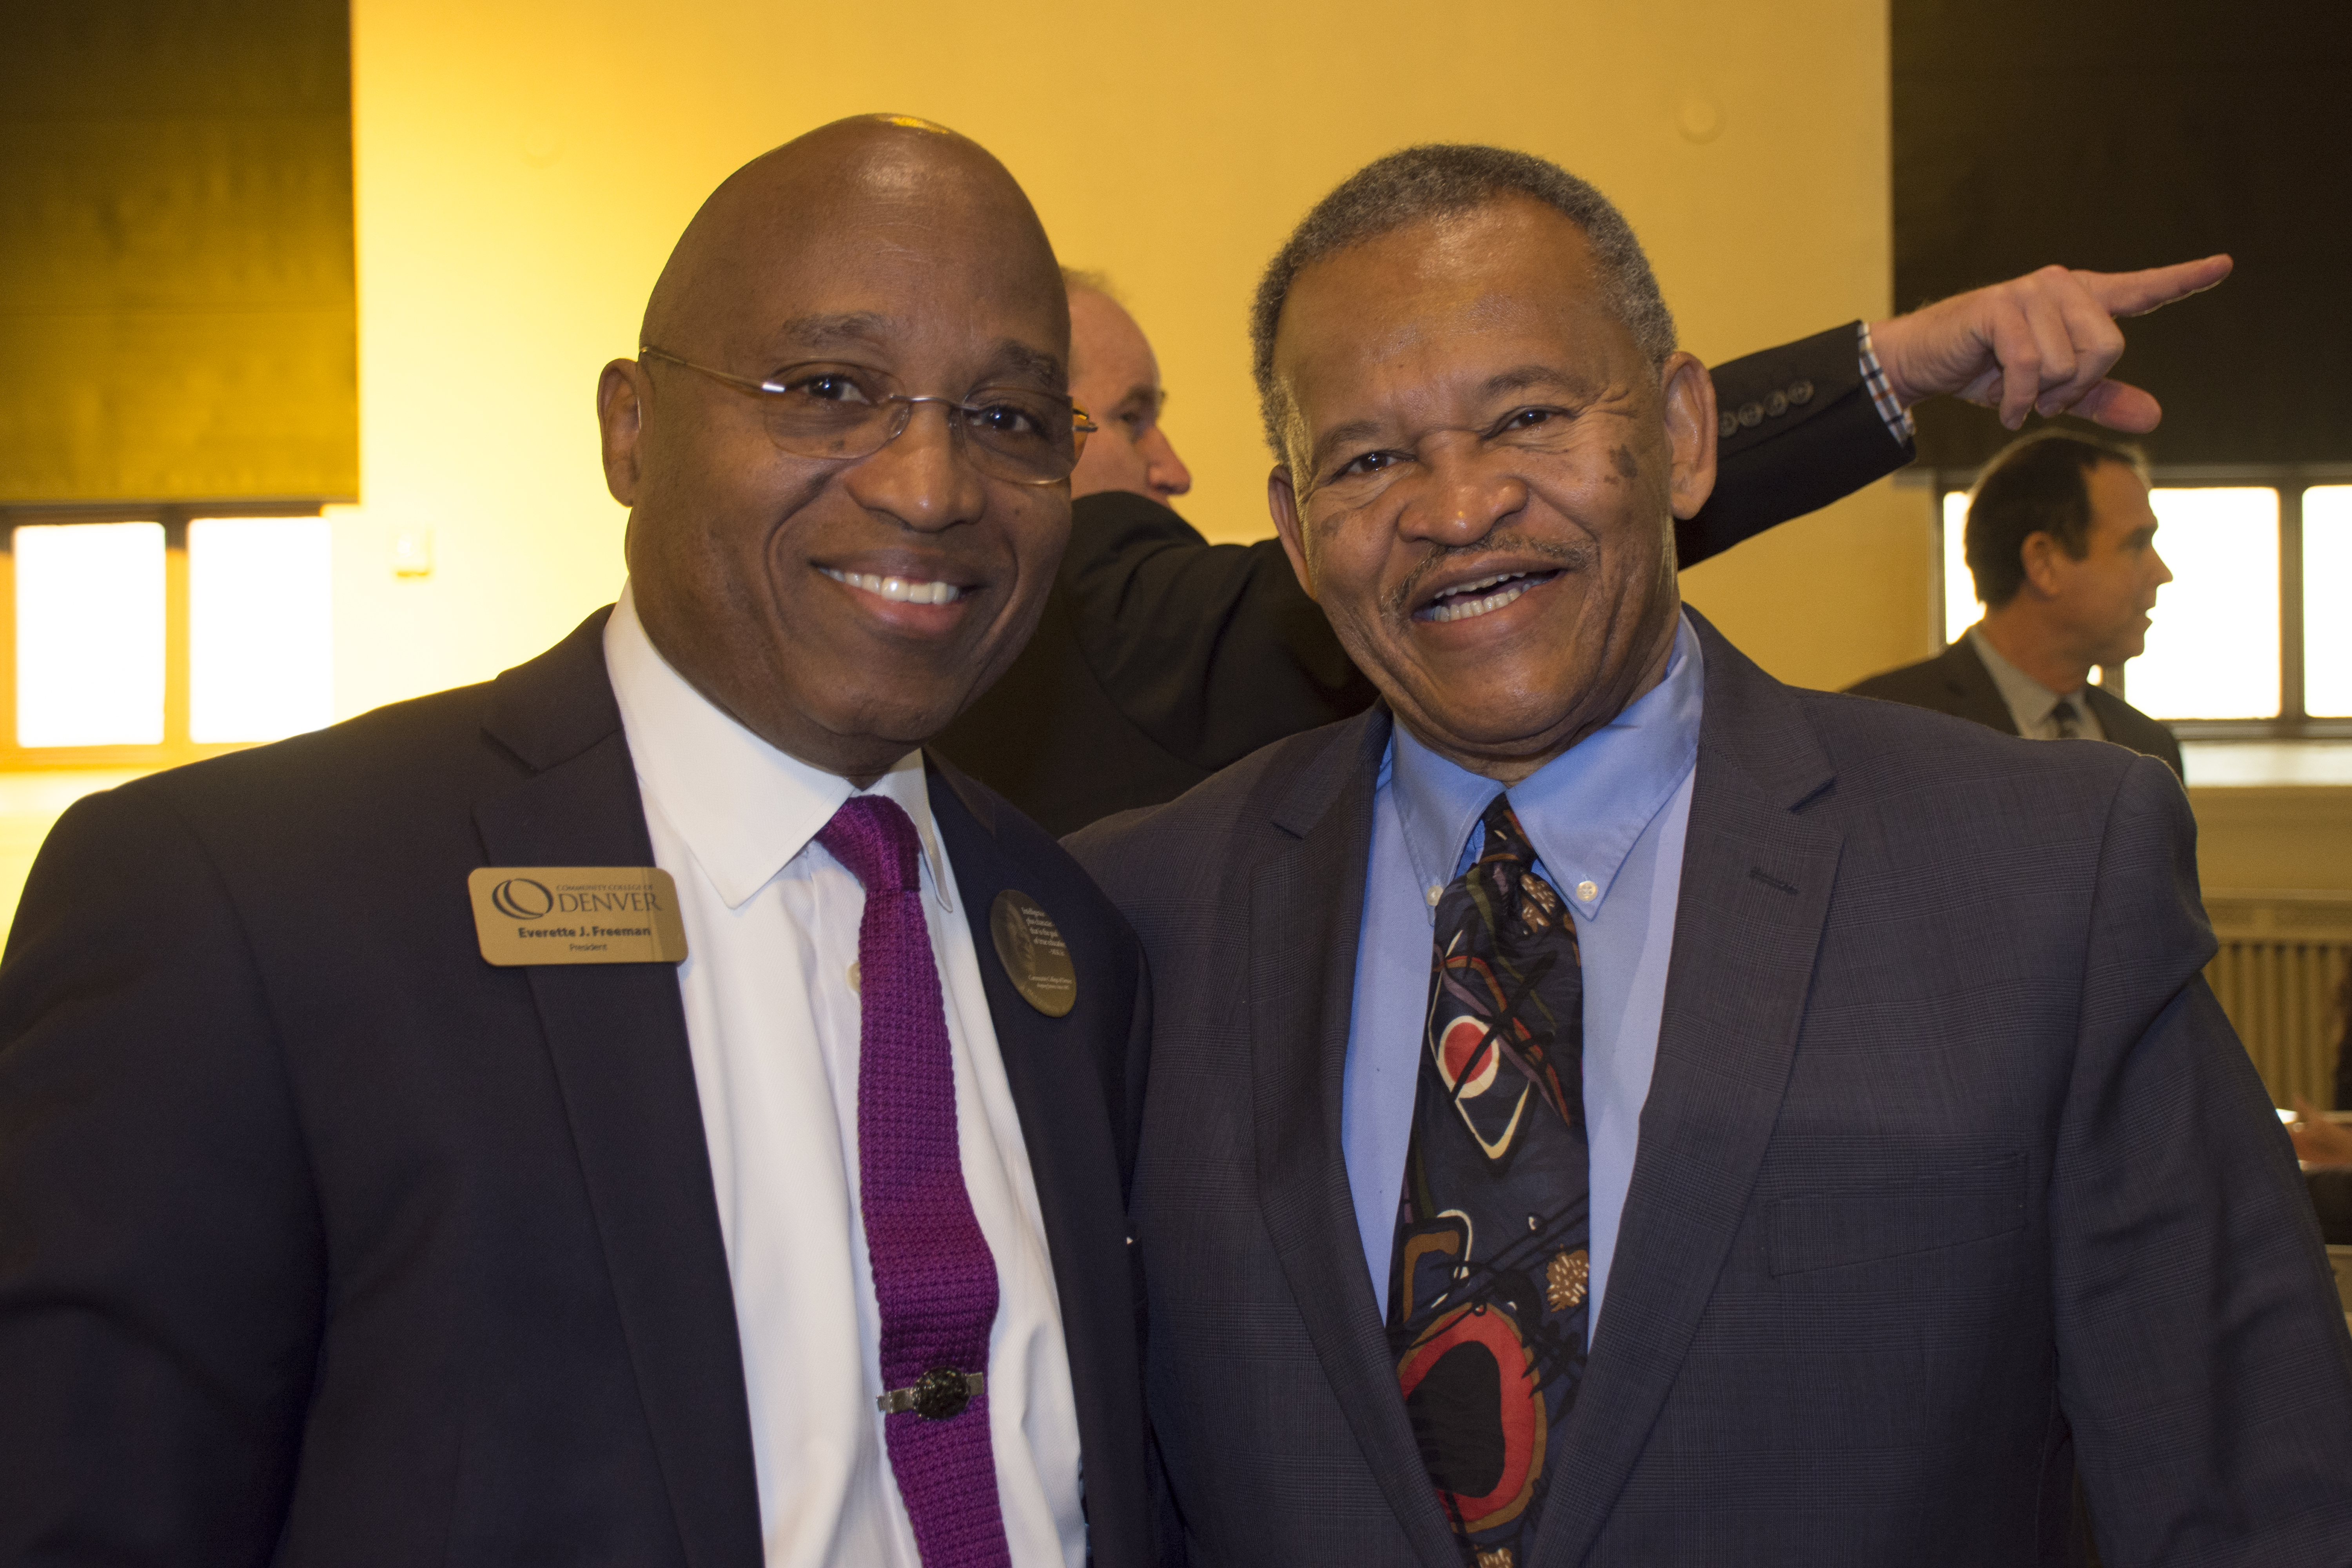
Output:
[1848, 429, 2185, 775]
[1071, 144, 2352, 1566]
[0, 118, 1158, 1567]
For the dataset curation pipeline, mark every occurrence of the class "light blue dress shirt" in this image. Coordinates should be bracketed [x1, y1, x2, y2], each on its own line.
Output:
[1341, 612, 1704, 1341]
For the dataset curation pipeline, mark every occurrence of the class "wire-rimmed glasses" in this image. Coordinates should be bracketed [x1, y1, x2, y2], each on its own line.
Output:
[639, 345, 1095, 487]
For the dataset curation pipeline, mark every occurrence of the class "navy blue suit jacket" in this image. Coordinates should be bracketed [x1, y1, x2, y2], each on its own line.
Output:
[0, 609, 1156, 1567]
[1070, 610, 2352, 1567]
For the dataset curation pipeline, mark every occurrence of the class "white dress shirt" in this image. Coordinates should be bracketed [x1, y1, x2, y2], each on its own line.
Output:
[603, 588, 1085, 1568]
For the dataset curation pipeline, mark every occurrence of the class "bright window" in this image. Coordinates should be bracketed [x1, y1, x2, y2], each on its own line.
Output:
[1938, 477, 2347, 731]
[2129, 488, 2279, 721]
[15, 522, 166, 746]
[2305, 487, 2352, 718]
[1940, 491, 1975, 643]
[188, 518, 334, 742]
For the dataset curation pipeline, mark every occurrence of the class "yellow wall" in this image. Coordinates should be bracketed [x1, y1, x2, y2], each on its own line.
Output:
[331, 0, 1925, 717]
[0, 1, 1936, 920]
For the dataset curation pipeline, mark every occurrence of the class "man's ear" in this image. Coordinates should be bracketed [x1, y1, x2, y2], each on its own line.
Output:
[2019, 530, 2064, 597]
[1661, 352, 1719, 521]
[598, 358, 649, 506]
[1267, 465, 1317, 601]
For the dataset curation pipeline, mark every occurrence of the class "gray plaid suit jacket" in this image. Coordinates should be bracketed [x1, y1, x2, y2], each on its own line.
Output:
[1068, 609, 2352, 1568]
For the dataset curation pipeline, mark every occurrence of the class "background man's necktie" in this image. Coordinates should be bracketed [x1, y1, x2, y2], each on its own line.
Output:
[818, 794, 1011, 1568]
[1389, 794, 1590, 1568]
[2052, 697, 2083, 739]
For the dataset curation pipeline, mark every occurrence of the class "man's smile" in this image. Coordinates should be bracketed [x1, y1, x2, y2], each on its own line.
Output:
[1415, 567, 1565, 623]
[819, 566, 969, 605]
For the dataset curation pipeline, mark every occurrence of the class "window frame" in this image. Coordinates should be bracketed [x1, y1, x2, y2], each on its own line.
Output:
[0, 501, 328, 770]
[1929, 463, 2352, 741]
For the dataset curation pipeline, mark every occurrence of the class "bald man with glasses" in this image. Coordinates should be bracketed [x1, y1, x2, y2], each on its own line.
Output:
[0, 119, 1163, 1568]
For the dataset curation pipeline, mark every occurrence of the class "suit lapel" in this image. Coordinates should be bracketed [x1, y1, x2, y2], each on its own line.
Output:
[922, 761, 1153, 1568]
[1533, 611, 1842, 1568]
[1249, 711, 1465, 1568]
[474, 612, 762, 1568]
[1942, 637, 2022, 736]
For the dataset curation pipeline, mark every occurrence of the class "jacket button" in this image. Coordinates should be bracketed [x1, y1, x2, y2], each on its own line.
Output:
[1717, 412, 1738, 438]
[1765, 390, 1789, 417]
[1788, 378, 1814, 405]
[1737, 401, 1764, 428]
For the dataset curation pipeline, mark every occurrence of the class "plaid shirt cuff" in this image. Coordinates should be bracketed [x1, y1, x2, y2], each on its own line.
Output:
[1857, 322, 1916, 444]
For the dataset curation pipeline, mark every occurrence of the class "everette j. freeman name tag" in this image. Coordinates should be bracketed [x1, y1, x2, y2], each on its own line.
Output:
[467, 867, 689, 966]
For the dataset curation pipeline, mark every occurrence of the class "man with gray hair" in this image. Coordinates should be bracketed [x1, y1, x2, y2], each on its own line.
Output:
[938, 180, 2232, 837]
[1072, 143, 2351, 1566]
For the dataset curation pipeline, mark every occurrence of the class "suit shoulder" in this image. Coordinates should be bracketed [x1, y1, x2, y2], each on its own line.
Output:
[1842, 653, 1948, 702]
[112, 678, 510, 823]
[1795, 684, 2156, 810]
[1065, 716, 1368, 898]
[1064, 490, 1208, 570]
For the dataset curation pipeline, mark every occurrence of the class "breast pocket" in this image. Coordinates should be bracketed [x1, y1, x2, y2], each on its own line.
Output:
[1768, 1153, 2027, 1277]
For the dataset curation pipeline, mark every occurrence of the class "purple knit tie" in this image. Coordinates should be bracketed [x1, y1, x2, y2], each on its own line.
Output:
[818, 793, 1011, 1568]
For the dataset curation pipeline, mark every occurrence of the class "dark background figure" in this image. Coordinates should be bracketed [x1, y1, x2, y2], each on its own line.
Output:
[1847, 429, 2183, 776]
[2338, 960, 2352, 1111]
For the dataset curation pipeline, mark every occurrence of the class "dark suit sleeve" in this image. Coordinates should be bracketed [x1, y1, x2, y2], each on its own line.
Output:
[2051, 757, 2352, 1563]
[1060, 490, 1376, 774]
[1063, 327, 1912, 775]
[1677, 321, 1913, 566]
[0, 787, 321, 1563]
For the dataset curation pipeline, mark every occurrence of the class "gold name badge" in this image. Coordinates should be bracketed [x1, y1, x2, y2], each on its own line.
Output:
[468, 867, 689, 966]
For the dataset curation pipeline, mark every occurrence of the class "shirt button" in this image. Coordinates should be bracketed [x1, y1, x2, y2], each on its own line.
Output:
[1576, 880, 1598, 903]
[1426, 884, 1443, 907]
[847, 961, 861, 993]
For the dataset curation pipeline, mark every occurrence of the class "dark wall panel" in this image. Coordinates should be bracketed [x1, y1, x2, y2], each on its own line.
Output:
[0, 0, 356, 503]
[1895, 1, 2352, 469]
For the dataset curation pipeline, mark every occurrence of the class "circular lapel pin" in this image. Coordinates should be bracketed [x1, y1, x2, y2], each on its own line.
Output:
[990, 889, 1076, 1018]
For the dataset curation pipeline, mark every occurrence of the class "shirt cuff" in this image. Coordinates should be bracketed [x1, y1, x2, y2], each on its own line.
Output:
[1857, 322, 1916, 445]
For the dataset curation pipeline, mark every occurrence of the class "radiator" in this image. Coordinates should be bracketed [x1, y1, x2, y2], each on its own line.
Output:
[2202, 891, 2352, 1109]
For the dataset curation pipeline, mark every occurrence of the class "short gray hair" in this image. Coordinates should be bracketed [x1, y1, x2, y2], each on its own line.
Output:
[1249, 143, 1677, 459]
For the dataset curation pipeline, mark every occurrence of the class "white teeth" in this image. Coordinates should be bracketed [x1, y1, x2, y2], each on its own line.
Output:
[1422, 570, 1542, 623]
[822, 568, 964, 605]
[1425, 579, 1535, 623]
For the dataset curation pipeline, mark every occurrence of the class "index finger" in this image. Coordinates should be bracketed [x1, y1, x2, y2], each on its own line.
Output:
[2076, 254, 2234, 318]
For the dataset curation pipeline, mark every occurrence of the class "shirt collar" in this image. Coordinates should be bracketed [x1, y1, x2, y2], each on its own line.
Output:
[1967, 624, 2077, 729]
[603, 584, 952, 912]
[1388, 610, 1704, 924]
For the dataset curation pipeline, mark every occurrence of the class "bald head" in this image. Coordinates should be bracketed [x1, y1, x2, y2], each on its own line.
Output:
[598, 116, 1083, 782]
[642, 116, 1065, 371]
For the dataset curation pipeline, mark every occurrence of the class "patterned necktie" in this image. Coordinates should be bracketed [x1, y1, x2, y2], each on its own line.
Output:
[817, 794, 1011, 1568]
[2051, 697, 2082, 740]
[1389, 794, 1590, 1568]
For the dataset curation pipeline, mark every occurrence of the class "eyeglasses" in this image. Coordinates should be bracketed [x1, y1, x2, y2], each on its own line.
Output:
[639, 345, 1095, 487]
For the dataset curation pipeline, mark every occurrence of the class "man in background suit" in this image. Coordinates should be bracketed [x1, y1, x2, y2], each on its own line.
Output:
[936, 268, 2220, 833]
[0, 118, 1160, 1567]
[1848, 429, 2183, 775]
[1072, 142, 2348, 1566]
